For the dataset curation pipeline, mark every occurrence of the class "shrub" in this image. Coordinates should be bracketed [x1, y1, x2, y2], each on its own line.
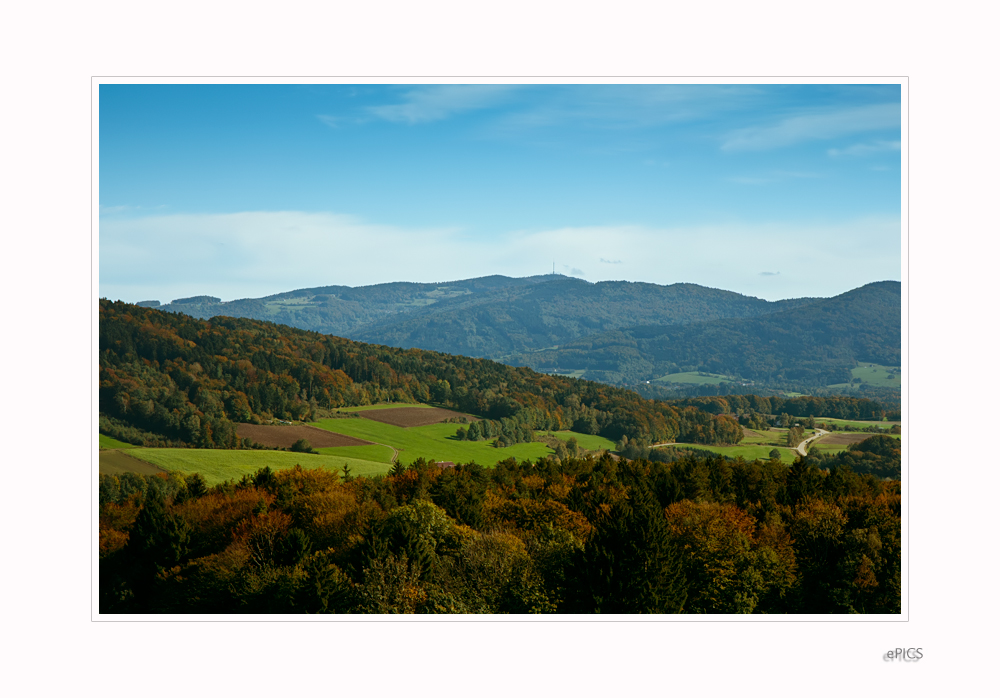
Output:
[290, 438, 315, 454]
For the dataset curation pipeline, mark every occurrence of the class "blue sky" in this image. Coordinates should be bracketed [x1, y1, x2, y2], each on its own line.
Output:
[99, 83, 901, 303]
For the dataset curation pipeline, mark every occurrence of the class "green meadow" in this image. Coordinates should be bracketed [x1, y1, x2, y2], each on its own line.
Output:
[814, 417, 900, 430]
[550, 431, 616, 452]
[99, 434, 138, 450]
[128, 448, 392, 486]
[850, 363, 901, 387]
[308, 416, 615, 466]
[310, 419, 603, 466]
[653, 371, 735, 386]
[656, 443, 799, 465]
[827, 363, 901, 389]
[740, 427, 817, 445]
[314, 444, 397, 463]
[665, 427, 819, 464]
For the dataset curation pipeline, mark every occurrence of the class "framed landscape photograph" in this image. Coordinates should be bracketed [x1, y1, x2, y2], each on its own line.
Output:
[96, 79, 903, 617]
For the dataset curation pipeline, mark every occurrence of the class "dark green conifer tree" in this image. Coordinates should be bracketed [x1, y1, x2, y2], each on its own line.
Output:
[113, 488, 191, 612]
[566, 482, 688, 613]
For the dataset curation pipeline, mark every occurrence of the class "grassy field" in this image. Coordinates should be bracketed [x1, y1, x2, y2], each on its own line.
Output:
[314, 444, 396, 463]
[128, 448, 392, 485]
[549, 431, 616, 452]
[99, 434, 138, 449]
[652, 371, 735, 386]
[311, 418, 605, 466]
[850, 363, 901, 387]
[662, 443, 800, 465]
[740, 427, 816, 446]
[665, 427, 817, 465]
[827, 363, 901, 390]
[814, 417, 900, 430]
[311, 418, 552, 466]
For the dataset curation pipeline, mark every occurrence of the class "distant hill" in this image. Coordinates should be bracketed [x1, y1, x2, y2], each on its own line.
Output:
[153, 275, 899, 392]
[511, 281, 901, 387]
[352, 278, 816, 359]
[158, 274, 562, 339]
[158, 274, 815, 360]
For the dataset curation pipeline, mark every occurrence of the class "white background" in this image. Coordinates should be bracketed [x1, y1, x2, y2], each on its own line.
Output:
[1, 1, 993, 695]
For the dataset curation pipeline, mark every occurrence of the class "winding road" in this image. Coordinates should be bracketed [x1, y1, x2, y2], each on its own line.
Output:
[796, 428, 829, 457]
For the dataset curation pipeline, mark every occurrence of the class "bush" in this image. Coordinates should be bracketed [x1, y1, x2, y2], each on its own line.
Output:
[290, 439, 315, 454]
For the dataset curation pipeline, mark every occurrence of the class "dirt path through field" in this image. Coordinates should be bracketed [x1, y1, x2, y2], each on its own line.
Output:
[382, 442, 399, 463]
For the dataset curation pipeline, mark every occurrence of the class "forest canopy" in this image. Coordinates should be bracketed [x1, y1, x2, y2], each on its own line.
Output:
[100, 447, 901, 614]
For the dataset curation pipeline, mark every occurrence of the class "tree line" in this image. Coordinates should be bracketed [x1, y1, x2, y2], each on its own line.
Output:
[100, 436, 900, 614]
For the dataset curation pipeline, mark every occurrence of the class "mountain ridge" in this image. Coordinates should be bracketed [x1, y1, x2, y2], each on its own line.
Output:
[154, 274, 821, 360]
[511, 280, 901, 387]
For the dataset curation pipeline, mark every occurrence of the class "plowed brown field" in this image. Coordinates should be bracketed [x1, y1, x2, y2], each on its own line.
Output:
[357, 407, 475, 428]
[816, 433, 880, 446]
[236, 424, 374, 448]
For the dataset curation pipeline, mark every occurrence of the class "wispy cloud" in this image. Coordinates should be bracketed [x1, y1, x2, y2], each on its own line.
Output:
[100, 204, 167, 215]
[773, 170, 821, 179]
[366, 85, 521, 124]
[100, 205, 134, 215]
[728, 176, 772, 186]
[99, 212, 900, 304]
[721, 103, 900, 151]
[316, 114, 348, 128]
[600, 258, 622, 264]
[728, 170, 821, 186]
[828, 140, 901, 158]
[759, 271, 780, 276]
[488, 84, 761, 135]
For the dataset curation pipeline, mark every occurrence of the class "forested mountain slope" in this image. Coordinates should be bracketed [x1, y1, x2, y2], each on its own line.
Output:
[158, 274, 561, 339]
[154, 275, 815, 360]
[353, 278, 815, 359]
[99, 300, 748, 449]
[513, 281, 901, 387]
